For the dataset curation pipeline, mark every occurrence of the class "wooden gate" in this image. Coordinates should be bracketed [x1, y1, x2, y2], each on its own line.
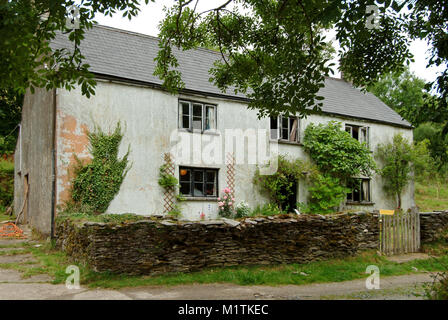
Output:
[380, 209, 420, 255]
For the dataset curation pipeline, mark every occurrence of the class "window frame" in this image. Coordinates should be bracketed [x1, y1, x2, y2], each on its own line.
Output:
[346, 177, 372, 204]
[270, 115, 300, 143]
[345, 124, 370, 147]
[178, 100, 218, 133]
[179, 166, 219, 198]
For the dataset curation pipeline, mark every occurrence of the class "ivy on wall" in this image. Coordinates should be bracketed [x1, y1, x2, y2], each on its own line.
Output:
[70, 122, 130, 214]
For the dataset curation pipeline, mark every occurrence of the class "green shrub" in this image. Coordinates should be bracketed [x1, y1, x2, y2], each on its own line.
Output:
[0, 159, 14, 210]
[71, 123, 130, 214]
[254, 155, 313, 211]
[235, 201, 250, 218]
[424, 270, 448, 300]
[299, 173, 349, 214]
[250, 203, 283, 217]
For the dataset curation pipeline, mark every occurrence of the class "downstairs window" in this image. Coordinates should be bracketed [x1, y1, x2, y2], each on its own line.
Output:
[347, 178, 371, 203]
[179, 167, 218, 198]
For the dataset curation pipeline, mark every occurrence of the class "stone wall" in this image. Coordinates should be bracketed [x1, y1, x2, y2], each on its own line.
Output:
[420, 211, 448, 243]
[56, 212, 379, 275]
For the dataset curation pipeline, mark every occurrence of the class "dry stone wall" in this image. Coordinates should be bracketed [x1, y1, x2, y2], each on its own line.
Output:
[420, 211, 448, 243]
[56, 212, 379, 275]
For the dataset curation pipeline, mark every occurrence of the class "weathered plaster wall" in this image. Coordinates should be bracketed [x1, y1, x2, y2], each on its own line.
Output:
[14, 88, 55, 235]
[55, 212, 380, 275]
[55, 80, 414, 219]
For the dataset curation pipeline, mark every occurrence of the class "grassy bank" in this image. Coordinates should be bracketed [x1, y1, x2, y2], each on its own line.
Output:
[415, 180, 448, 212]
[1, 240, 447, 289]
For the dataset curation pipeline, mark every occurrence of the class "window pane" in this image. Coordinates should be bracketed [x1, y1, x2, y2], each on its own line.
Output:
[205, 106, 216, 130]
[270, 117, 278, 140]
[192, 103, 203, 130]
[352, 126, 359, 140]
[281, 117, 289, 140]
[289, 118, 298, 142]
[205, 183, 216, 196]
[362, 179, 370, 202]
[179, 168, 190, 182]
[193, 183, 204, 197]
[194, 170, 204, 182]
[179, 102, 190, 129]
[180, 182, 191, 195]
[206, 170, 216, 183]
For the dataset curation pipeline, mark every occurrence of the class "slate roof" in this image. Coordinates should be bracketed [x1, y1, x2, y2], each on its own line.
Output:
[51, 25, 412, 128]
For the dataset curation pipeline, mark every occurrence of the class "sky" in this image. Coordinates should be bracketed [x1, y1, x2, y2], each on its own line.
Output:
[94, 1, 444, 83]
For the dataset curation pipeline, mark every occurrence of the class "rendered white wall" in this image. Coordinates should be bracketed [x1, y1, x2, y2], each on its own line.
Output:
[56, 80, 414, 220]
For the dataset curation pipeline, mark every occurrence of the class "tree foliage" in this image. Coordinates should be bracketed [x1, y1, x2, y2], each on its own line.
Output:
[367, 68, 426, 126]
[375, 133, 429, 209]
[303, 121, 377, 178]
[1, 0, 447, 123]
[0, 88, 23, 155]
[154, 0, 446, 118]
[0, 0, 153, 96]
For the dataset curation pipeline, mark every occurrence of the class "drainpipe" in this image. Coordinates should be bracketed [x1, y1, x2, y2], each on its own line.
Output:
[50, 88, 57, 239]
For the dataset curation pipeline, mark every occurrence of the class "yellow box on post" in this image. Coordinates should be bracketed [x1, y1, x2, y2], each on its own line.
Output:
[379, 209, 395, 215]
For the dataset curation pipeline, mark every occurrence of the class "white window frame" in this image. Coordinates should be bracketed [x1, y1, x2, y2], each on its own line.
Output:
[178, 100, 217, 133]
[345, 124, 370, 148]
[270, 115, 300, 143]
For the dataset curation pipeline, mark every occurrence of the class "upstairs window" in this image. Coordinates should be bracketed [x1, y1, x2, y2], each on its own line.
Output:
[179, 100, 217, 132]
[270, 116, 299, 143]
[345, 124, 369, 146]
[179, 167, 218, 198]
[347, 178, 371, 203]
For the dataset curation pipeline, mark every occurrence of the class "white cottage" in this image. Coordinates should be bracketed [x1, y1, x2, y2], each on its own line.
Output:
[14, 25, 414, 235]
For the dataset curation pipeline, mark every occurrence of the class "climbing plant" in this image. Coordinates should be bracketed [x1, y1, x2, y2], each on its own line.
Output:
[71, 122, 130, 214]
[254, 155, 315, 211]
[303, 121, 377, 178]
[300, 121, 377, 213]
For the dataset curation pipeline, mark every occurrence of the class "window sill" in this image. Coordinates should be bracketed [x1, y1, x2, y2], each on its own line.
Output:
[183, 196, 218, 202]
[271, 139, 303, 146]
[182, 197, 218, 201]
[346, 201, 375, 206]
[178, 128, 220, 136]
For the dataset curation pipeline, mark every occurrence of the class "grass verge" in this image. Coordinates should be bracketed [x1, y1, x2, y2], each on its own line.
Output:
[1, 240, 447, 290]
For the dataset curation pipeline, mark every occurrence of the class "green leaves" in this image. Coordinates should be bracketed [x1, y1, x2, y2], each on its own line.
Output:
[71, 122, 130, 213]
[1, 0, 154, 96]
[375, 133, 421, 208]
[156, 0, 336, 118]
[303, 121, 377, 178]
[300, 173, 350, 214]
[254, 155, 315, 211]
